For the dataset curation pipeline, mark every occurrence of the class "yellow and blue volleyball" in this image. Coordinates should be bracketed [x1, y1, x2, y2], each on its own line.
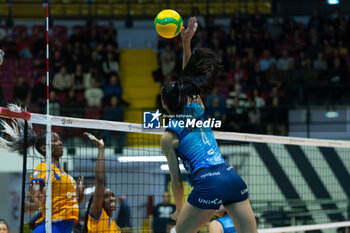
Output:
[154, 9, 183, 39]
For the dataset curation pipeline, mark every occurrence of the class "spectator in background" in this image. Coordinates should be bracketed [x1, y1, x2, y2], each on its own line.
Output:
[103, 52, 119, 75]
[116, 196, 132, 232]
[260, 49, 276, 72]
[31, 75, 47, 108]
[13, 76, 30, 105]
[206, 96, 227, 122]
[17, 31, 32, 58]
[227, 60, 248, 90]
[52, 50, 66, 76]
[0, 219, 9, 233]
[308, 9, 324, 31]
[33, 31, 46, 58]
[71, 63, 85, 90]
[301, 58, 319, 86]
[226, 97, 249, 132]
[0, 21, 7, 43]
[53, 66, 71, 92]
[266, 63, 282, 88]
[160, 44, 176, 77]
[313, 52, 327, 71]
[104, 74, 122, 103]
[226, 84, 249, 108]
[305, 35, 323, 60]
[62, 89, 84, 117]
[277, 50, 294, 71]
[266, 97, 287, 136]
[149, 192, 176, 233]
[87, 50, 102, 73]
[49, 90, 61, 116]
[104, 96, 124, 147]
[267, 16, 283, 40]
[84, 78, 104, 107]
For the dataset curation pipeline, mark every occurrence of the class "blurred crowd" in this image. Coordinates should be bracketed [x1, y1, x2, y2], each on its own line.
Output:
[0, 20, 125, 125]
[0, 8, 350, 136]
[155, 8, 350, 135]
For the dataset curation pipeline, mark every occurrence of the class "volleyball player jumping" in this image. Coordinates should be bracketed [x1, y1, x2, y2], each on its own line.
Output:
[83, 132, 120, 233]
[160, 17, 257, 233]
[0, 105, 85, 233]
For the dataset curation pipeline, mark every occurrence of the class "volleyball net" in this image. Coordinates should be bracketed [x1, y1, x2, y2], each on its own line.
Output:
[1, 106, 350, 233]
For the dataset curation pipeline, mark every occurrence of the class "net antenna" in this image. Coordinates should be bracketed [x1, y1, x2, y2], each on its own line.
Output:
[44, 2, 52, 233]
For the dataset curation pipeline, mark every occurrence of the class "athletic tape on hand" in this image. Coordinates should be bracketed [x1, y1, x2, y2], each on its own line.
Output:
[193, 23, 198, 32]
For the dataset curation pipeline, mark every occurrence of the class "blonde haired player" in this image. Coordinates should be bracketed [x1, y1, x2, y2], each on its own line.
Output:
[0, 105, 85, 233]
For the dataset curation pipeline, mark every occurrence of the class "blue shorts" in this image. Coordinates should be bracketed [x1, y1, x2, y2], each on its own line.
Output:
[188, 163, 248, 210]
[33, 220, 74, 233]
[217, 216, 237, 233]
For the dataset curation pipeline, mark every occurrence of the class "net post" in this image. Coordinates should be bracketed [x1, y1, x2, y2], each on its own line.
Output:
[45, 115, 52, 233]
[45, 2, 52, 233]
[19, 121, 28, 233]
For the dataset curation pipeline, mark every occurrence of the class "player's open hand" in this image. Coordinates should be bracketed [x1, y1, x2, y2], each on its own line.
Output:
[84, 132, 104, 148]
[0, 49, 4, 65]
[181, 17, 198, 45]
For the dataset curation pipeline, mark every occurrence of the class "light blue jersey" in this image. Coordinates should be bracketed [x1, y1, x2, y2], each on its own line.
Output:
[166, 102, 225, 174]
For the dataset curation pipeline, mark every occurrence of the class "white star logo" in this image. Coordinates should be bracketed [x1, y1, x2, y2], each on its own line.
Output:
[151, 110, 162, 122]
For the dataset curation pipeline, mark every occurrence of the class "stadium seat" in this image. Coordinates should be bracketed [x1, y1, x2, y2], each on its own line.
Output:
[85, 106, 101, 120]
[169, 3, 191, 16]
[129, 3, 144, 16]
[12, 25, 27, 41]
[209, 2, 223, 15]
[191, 2, 206, 15]
[51, 4, 64, 16]
[112, 4, 128, 17]
[81, 4, 97, 16]
[53, 25, 68, 39]
[73, 25, 87, 37]
[12, 4, 45, 18]
[257, 1, 272, 14]
[64, 4, 80, 16]
[97, 4, 112, 16]
[0, 4, 8, 16]
[31, 25, 45, 39]
[223, 2, 242, 15]
[145, 3, 167, 16]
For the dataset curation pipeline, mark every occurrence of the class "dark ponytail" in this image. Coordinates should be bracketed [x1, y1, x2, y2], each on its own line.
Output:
[161, 48, 221, 114]
[83, 195, 94, 233]
[180, 48, 221, 92]
[0, 104, 47, 156]
[161, 82, 188, 114]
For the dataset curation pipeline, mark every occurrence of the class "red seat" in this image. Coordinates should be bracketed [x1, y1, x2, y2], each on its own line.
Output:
[85, 106, 101, 119]
[12, 25, 27, 41]
[55, 92, 67, 104]
[31, 25, 45, 39]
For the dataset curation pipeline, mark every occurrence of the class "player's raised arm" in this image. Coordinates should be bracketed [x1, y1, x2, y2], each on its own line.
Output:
[84, 132, 105, 218]
[161, 131, 183, 221]
[181, 17, 198, 70]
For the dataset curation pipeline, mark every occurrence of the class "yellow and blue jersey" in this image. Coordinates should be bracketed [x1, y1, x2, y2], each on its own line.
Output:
[29, 161, 79, 225]
[88, 208, 121, 233]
